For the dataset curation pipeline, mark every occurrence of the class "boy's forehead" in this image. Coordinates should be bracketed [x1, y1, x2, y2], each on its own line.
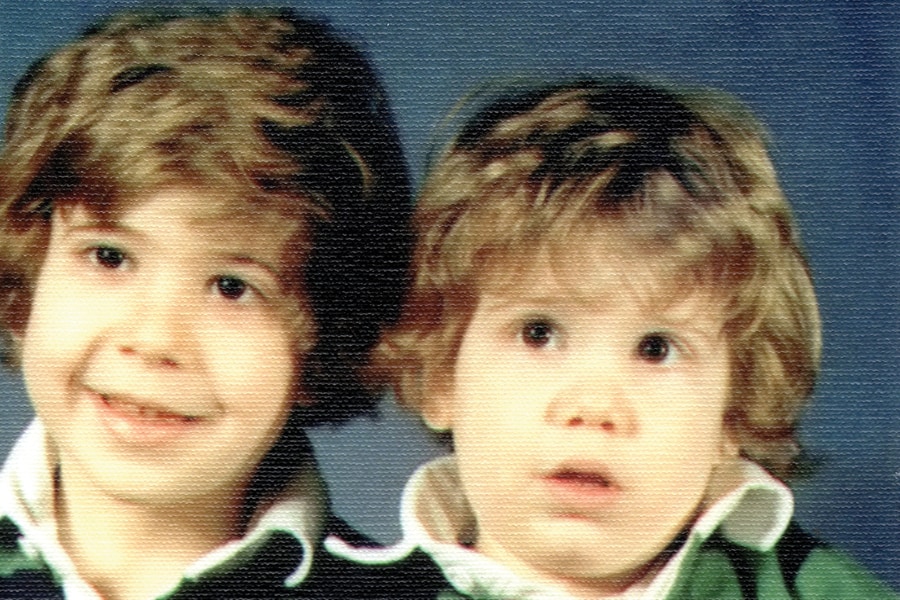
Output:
[478, 228, 721, 312]
[61, 190, 308, 259]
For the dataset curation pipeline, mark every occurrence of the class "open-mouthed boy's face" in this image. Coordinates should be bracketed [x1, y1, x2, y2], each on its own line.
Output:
[21, 189, 305, 514]
[425, 236, 736, 597]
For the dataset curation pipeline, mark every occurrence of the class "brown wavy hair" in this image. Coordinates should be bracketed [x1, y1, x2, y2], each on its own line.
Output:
[373, 78, 820, 480]
[0, 8, 413, 425]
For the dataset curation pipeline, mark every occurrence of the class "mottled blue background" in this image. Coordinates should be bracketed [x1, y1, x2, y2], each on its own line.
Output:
[0, 0, 896, 588]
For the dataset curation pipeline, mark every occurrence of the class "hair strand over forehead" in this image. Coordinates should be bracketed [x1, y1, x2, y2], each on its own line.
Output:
[372, 76, 820, 480]
[0, 7, 414, 426]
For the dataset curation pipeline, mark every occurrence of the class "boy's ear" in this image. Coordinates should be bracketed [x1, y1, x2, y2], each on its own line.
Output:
[419, 370, 454, 432]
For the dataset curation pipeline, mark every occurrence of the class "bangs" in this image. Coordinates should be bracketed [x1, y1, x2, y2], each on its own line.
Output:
[433, 165, 765, 325]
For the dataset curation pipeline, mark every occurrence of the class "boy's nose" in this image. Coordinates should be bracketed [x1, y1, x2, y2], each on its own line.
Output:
[544, 384, 638, 436]
[115, 292, 190, 368]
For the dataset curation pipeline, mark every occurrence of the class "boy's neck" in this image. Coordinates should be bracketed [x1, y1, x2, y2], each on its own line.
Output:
[55, 467, 244, 600]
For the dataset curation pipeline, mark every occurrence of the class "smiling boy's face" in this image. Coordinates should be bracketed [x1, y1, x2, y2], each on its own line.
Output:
[21, 189, 306, 513]
[424, 235, 736, 597]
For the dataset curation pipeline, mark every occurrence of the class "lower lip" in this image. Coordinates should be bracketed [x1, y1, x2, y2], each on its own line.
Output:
[91, 391, 201, 448]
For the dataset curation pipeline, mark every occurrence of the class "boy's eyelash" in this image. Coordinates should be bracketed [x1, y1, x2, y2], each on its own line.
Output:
[86, 244, 130, 269]
[77, 239, 286, 306]
[212, 275, 256, 302]
[636, 332, 685, 362]
[517, 317, 563, 348]
[211, 274, 285, 305]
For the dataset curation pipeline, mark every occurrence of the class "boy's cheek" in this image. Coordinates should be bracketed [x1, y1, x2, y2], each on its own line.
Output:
[28, 295, 101, 344]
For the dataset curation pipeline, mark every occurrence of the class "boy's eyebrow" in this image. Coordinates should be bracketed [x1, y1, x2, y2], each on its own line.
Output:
[59, 219, 144, 239]
[477, 292, 594, 313]
[212, 253, 285, 281]
[197, 227, 296, 282]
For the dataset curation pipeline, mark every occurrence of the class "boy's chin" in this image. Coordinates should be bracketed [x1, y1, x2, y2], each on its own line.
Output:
[482, 519, 674, 595]
[68, 455, 250, 512]
[105, 479, 235, 506]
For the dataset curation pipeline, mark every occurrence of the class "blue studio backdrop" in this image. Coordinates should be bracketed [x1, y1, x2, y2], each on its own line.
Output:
[0, 0, 896, 588]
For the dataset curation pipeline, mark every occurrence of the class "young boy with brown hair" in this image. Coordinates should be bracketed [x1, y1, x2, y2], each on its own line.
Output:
[363, 78, 897, 598]
[0, 8, 444, 599]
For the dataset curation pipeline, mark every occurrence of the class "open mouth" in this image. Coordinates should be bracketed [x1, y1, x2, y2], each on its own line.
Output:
[541, 459, 623, 503]
[551, 469, 613, 489]
[99, 393, 198, 423]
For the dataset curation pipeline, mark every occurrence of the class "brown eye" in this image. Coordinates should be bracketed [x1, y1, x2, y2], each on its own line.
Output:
[637, 334, 671, 363]
[91, 246, 127, 269]
[520, 320, 557, 348]
[215, 276, 248, 300]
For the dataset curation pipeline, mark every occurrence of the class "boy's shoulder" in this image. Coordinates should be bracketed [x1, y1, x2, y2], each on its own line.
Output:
[160, 515, 450, 599]
[0, 513, 452, 600]
[676, 521, 898, 600]
[299, 516, 453, 600]
[304, 547, 451, 600]
[0, 517, 64, 599]
[774, 523, 898, 600]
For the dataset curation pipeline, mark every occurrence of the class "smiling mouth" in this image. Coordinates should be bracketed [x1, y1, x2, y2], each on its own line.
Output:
[99, 393, 198, 423]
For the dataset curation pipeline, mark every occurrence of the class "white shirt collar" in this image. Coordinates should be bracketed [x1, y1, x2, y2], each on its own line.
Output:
[379, 454, 793, 600]
[0, 420, 328, 599]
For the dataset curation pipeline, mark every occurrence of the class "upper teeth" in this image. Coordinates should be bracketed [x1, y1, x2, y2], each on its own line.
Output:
[101, 394, 193, 422]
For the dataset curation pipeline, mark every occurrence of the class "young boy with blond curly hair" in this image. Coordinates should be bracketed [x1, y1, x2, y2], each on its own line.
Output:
[359, 78, 897, 598]
[0, 8, 445, 599]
